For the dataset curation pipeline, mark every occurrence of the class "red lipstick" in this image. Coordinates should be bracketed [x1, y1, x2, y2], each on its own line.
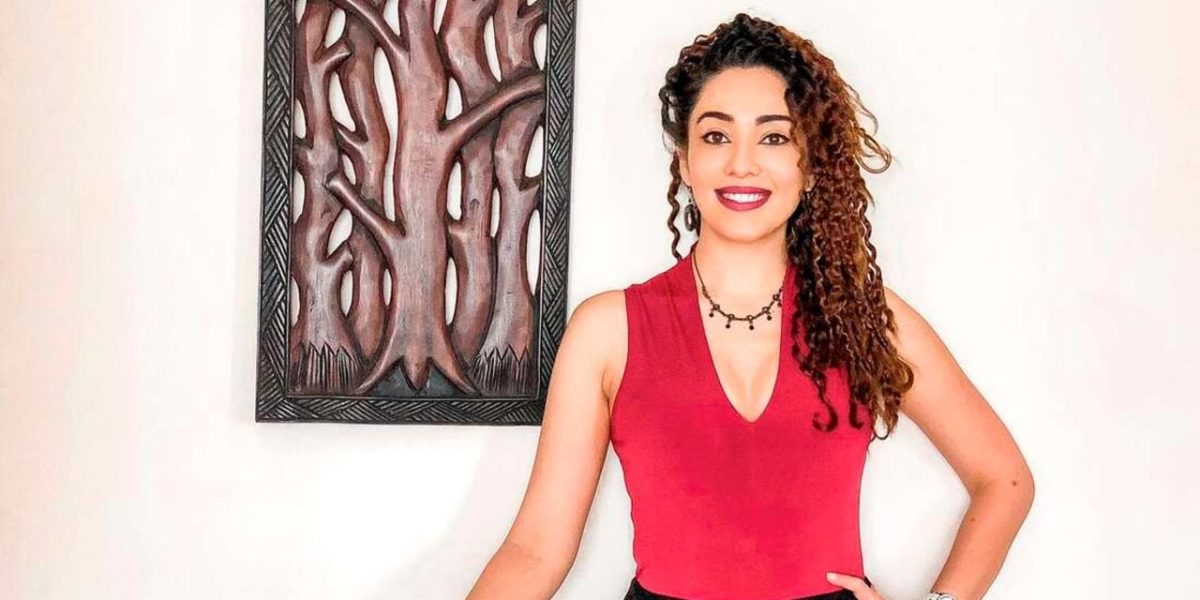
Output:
[714, 186, 771, 211]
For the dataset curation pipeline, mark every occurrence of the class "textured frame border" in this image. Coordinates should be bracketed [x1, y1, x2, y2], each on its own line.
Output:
[254, 0, 577, 425]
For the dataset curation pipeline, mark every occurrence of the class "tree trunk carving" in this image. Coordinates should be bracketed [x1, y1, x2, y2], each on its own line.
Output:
[288, 0, 548, 398]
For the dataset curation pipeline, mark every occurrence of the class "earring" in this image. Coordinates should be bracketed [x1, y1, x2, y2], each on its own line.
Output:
[683, 198, 700, 231]
[683, 189, 700, 231]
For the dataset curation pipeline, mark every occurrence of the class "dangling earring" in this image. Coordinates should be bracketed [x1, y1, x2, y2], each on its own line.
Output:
[683, 190, 700, 232]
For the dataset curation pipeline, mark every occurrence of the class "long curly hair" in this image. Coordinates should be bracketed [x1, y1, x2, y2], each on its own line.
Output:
[659, 13, 913, 441]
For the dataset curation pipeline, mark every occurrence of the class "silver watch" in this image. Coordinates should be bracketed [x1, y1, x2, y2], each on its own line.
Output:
[924, 594, 958, 600]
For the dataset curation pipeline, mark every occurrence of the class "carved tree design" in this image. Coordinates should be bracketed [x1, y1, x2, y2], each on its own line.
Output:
[289, 0, 547, 397]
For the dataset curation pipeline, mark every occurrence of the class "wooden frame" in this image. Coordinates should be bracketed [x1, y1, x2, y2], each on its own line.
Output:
[254, 0, 577, 425]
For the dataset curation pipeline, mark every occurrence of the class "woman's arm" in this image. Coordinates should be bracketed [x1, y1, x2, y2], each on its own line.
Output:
[884, 287, 1036, 600]
[466, 290, 626, 599]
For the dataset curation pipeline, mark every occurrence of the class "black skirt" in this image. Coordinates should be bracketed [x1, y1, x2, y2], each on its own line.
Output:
[623, 575, 873, 600]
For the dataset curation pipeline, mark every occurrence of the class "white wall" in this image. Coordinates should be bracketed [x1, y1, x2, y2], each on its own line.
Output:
[2, 0, 1197, 598]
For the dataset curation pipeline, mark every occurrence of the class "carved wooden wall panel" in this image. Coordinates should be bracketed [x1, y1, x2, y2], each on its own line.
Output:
[255, 0, 576, 424]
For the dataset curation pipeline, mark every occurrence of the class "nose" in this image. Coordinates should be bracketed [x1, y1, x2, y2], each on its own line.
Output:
[724, 138, 760, 178]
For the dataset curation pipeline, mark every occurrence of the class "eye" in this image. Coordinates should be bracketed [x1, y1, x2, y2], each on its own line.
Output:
[763, 132, 790, 145]
[700, 131, 729, 144]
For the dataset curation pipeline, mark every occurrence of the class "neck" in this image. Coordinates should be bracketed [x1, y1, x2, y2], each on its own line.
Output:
[691, 231, 789, 304]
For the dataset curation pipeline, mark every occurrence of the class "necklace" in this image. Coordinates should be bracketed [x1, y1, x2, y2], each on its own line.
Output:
[692, 254, 784, 331]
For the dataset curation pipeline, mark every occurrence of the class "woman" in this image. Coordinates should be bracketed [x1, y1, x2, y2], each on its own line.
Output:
[467, 13, 1034, 600]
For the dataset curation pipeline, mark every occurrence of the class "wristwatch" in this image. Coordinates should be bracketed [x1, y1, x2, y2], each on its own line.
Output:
[924, 594, 958, 600]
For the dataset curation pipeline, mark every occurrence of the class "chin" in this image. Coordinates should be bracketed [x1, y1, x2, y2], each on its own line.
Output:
[708, 220, 788, 243]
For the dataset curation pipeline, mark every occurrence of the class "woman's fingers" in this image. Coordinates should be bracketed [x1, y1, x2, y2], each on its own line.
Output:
[825, 572, 882, 599]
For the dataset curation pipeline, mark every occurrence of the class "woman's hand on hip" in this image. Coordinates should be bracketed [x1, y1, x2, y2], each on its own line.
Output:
[825, 572, 885, 600]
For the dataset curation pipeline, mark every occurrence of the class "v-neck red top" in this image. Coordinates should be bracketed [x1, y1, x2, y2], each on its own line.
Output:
[609, 253, 873, 599]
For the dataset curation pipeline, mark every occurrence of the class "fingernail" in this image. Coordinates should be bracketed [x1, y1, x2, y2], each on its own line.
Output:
[826, 572, 836, 581]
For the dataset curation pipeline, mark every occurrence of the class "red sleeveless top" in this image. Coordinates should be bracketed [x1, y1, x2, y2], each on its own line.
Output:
[609, 253, 872, 599]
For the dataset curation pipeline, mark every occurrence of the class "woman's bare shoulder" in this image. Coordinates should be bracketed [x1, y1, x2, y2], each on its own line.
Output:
[568, 289, 629, 404]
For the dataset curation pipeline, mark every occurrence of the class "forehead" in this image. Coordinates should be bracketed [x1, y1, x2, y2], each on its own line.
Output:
[692, 66, 790, 120]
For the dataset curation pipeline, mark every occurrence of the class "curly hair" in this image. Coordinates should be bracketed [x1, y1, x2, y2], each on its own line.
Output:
[658, 12, 913, 441]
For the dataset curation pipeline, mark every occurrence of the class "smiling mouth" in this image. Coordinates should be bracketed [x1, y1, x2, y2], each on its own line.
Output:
[715, 187, 771, 210]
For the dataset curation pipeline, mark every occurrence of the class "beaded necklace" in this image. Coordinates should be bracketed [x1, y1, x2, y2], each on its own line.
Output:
[691, 255, 783, 331]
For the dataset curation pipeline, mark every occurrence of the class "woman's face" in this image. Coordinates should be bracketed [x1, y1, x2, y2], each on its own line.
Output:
[678, 66, 810, 242]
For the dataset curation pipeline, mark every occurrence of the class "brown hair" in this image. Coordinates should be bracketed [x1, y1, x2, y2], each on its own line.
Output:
[659, 12, 913, 441]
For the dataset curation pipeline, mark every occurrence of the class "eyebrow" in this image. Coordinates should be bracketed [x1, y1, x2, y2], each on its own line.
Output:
[695, 111, 794, 125]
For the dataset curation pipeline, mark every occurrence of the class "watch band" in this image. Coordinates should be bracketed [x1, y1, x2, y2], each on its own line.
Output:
[924, 593, 958, 600]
